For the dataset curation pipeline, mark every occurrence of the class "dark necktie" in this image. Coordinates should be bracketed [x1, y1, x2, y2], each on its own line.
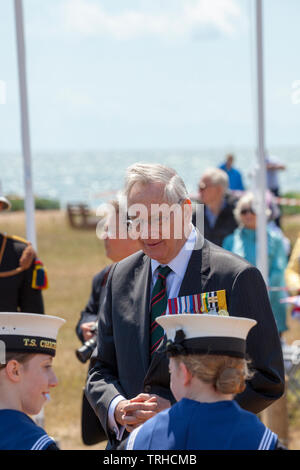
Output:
[150, 265, 172, 356]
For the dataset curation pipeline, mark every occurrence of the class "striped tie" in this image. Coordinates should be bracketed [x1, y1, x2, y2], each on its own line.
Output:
[150, 265, 172, 356]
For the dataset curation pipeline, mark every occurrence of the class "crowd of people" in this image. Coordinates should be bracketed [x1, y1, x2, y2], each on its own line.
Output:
[0, 153, 299, 451]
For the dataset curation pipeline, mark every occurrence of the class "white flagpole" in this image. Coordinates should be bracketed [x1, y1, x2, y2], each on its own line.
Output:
[14, 0, 37, 250]
[14, 0, 44, 428]
[254, 0, 268, 283]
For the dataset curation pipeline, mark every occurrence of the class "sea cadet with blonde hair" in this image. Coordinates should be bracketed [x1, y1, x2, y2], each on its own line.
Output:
[125, 313, 284, 451]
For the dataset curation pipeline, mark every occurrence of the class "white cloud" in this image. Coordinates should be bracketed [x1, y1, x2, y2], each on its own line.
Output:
[57, 88, 94, 109]
[0, 80, 6, 105]
[61, 0, 245, 40]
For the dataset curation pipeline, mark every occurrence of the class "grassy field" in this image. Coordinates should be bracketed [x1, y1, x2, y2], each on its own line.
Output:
[1, 209, 300, 450]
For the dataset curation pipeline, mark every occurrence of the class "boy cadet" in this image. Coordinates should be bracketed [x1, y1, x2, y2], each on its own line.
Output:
[0, 312, 65, 450]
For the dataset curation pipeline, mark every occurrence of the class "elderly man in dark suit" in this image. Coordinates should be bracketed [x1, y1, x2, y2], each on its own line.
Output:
[86, 163, 284, 449]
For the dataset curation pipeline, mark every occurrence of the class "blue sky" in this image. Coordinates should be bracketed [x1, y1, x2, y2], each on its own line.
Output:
[0, 0, 299, 152]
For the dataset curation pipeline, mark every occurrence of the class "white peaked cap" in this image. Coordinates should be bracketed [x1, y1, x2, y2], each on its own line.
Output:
[0, 195, 11, 211]
[156, 314, 257, 358]
[0, 312, 66, 358]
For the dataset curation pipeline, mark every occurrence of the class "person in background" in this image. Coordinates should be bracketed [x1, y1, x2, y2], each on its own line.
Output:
[219, 154, 245, 191]
[192, 167, 238, 246]
[266, 190, 291, 257]
[75, 198, 140, 445]
[76, 198, 140, 344]
[285, 234, 300, 320]
[266, 154, 286, 228]
[0, 195, 47, 314]
[285, 233, 300, 295]
[123, 313, 285, 450]
[0, 312, 65, 450]
[223, 192, 288, 337]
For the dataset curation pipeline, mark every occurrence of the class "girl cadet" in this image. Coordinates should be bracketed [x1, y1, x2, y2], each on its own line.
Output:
[124, 313, 285, 451]
[0, 312, 65, 450]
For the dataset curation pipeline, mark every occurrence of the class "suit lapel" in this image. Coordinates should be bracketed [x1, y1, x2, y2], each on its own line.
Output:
[179, 239, 211, 296]
[132, 254, 152, 374]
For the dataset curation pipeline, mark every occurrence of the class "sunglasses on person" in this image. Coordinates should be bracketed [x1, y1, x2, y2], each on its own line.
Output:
[240, 208, 255, 216]
[198, 182, 215, 191]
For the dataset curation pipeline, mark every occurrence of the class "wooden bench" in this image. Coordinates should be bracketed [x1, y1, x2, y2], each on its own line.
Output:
[66, 203, 99, 229]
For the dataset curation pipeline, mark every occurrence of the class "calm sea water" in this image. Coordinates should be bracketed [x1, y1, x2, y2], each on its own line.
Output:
[1, 147, 299, 208]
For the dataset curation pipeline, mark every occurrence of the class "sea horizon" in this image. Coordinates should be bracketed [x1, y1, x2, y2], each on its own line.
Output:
[2, 145, 299, 209]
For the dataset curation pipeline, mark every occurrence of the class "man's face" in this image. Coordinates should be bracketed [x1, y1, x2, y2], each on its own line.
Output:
[198, 177, 223, 206]
[102, 212, 139, 262]
[0, 202, 4, 212]
[127, 182, 191, 264]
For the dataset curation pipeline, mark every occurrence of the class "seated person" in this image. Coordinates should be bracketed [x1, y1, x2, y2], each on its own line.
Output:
[123, 313, 285, 450]
[0, 312, 65, 450]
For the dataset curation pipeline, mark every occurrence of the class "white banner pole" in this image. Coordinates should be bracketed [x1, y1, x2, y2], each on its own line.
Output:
[14, 0, 37, 250]
[255, 0, 268, 283]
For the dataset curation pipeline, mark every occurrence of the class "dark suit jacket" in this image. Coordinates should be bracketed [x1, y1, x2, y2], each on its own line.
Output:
[86, 239, 284, 445]
[75, 265, 111, 343]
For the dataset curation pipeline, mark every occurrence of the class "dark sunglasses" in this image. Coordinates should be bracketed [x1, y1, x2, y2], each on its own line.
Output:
[240, 208, 255, 215]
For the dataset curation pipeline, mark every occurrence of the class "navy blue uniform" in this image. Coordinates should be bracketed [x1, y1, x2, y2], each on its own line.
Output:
[0, 410, 57, 450]
[126, 399, 278, 450]
[0, 234, 44, 313]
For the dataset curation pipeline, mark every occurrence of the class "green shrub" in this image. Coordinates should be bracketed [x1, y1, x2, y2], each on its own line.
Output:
[8, 197, 60, 211]
[280, 192, 300, 216]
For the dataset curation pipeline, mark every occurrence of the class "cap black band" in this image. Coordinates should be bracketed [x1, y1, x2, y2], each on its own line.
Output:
[0, 335, 57, 357]
[166, 334, 246, 359]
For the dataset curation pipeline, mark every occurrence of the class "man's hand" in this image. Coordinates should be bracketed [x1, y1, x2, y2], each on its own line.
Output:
[117, 393, 171, 433]
[19, 243, 36, 270]
[80, 322, 97, 342]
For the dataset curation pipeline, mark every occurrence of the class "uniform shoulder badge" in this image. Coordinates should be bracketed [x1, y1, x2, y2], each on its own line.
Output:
[7, 234, 30, 245]
[32, 259, 49, 290]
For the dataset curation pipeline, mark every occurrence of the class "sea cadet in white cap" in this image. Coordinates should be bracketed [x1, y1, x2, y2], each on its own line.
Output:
[0, 312, 65, 450]
[123, 313, 286, 451]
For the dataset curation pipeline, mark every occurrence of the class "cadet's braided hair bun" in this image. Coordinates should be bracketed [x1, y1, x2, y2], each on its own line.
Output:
[174, 354, 253, 396]
[215, 365, 246, 395]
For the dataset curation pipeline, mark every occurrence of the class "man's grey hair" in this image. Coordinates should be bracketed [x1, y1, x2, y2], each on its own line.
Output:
[200, 167, 229, 191]
[124, 163, 189, 204]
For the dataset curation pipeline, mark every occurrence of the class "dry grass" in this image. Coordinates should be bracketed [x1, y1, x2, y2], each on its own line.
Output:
[1, 210, 107, 450]
[1, 210, 300, 449]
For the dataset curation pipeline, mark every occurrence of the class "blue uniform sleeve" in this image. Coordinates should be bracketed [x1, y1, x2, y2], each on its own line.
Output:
[29, 433, 56, 450]
[126, 421, 155, 450]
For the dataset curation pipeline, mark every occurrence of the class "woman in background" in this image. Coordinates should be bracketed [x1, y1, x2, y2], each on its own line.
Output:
[223, 192, 288, 337]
